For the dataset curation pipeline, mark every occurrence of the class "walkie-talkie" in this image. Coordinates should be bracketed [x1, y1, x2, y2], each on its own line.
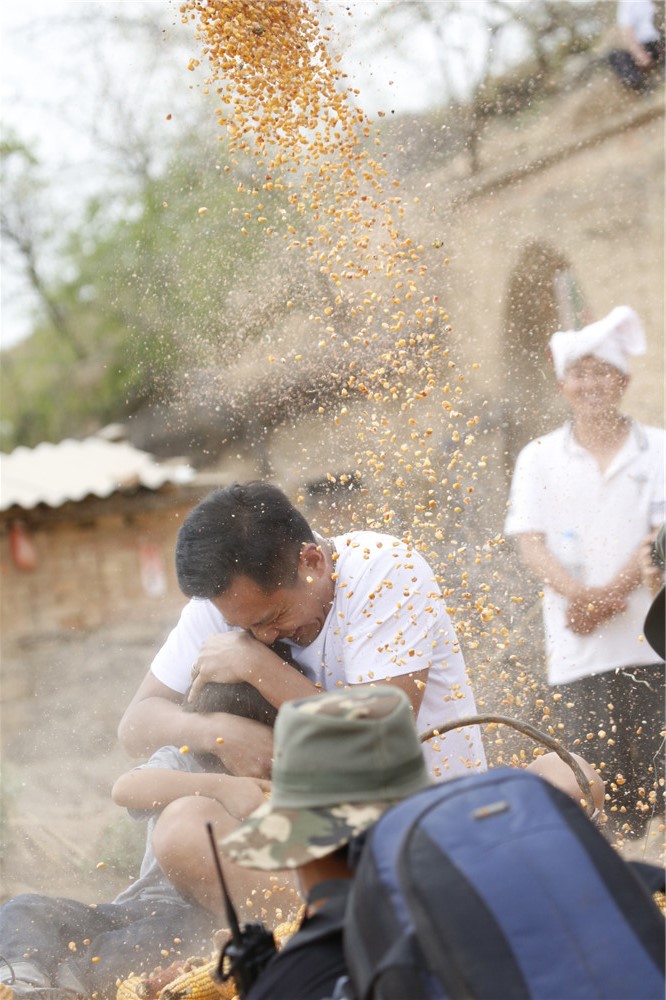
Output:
[206, 822, 277, 999]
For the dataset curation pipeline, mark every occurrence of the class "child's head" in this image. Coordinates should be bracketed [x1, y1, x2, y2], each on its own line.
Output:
[187, 680, 278, 727]
[182, 641, 298, 771]
[526, 751, 605, 814]
[184, 681, 278, 772]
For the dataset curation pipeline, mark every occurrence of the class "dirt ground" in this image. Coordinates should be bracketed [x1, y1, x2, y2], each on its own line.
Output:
[1, 618, 179, 905]
[2, 606, 663, 912]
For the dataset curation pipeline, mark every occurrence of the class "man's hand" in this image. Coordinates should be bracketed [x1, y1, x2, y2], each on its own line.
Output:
[567, 586, 627, 634]
[639, 528, 663, 597]
[633, 43, 653, 68]
[188, 631, 281, 700]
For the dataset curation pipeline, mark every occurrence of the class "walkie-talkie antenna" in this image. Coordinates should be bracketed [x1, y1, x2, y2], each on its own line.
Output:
[206, 821, 243, 944]
[206, 821, 277, 999]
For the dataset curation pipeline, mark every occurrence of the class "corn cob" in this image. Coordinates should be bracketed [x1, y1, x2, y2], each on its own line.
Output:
[159, 958, 236, 1000]
[654, 891, 666, 916]
[117, 973, 154, 1000]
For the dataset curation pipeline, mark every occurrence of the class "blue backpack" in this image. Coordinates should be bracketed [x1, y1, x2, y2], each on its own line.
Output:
[343, 768, 665, 1000]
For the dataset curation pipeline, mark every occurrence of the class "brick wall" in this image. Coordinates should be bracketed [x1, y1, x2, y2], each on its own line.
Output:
[0, 496, 198, 696]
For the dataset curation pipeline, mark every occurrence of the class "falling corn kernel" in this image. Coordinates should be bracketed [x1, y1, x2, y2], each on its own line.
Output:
[180, 0, 544, 776]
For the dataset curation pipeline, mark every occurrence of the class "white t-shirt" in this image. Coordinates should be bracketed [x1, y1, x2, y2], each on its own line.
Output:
[151, 530, 487, 781]
[504, 421, 665, 684]
[617, 0, 660, 45]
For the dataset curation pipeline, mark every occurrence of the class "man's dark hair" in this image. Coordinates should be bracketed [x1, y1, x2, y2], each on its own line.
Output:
[176, 481, 315, 599]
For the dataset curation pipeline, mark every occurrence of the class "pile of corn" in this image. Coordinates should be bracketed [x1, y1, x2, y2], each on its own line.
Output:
[116, 911, 302, 1000]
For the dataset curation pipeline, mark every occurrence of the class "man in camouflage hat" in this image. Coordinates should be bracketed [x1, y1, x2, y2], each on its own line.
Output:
[219, 684, 432, 1000]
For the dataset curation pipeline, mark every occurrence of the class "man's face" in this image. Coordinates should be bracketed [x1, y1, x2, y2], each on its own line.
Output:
[211, 543, 333, 648]
[560, 355, 628, 414]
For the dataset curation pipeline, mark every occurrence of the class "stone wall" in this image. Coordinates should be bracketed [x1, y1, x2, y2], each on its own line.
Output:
[202, 81, 664, 518]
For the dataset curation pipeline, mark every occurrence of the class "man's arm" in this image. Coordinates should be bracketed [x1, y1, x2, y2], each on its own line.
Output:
[188, 630, 431, 741]
[353, 668, 428, 717]
[117, 670, 274, 777]
[622, 25, 653, 66]
[516, 533, 641, 635]
[187, 631, 321, 706]
[188, 631, 428, 719]
[516, 533, 583, 602]
[567, 549, 643, 634]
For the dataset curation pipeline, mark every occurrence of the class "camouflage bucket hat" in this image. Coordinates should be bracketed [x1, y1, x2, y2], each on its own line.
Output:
[219, 685, 431, 870]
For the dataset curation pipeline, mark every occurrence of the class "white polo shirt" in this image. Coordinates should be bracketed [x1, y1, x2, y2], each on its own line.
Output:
[617, 0, 660, 45]
[151, 531, 487, 780]
[504, 421, 665, 684]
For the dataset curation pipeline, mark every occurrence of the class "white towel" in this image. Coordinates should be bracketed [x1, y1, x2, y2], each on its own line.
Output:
[549, 306, 646, 381]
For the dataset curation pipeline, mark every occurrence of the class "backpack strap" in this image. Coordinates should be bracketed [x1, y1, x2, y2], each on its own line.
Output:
[359, 935, 422, 999]
[282, 880, 350, 952]
[628, 861, 666, 896]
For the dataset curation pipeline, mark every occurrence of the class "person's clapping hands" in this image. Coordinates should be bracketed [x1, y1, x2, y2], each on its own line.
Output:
[567, 585, 627, 634]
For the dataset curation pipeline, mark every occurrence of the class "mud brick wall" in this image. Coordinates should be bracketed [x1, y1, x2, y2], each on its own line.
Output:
[0, 493, 202, 696]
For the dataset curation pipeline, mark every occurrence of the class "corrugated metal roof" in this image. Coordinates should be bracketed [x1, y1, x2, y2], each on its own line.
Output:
[0, 438, 195, 512]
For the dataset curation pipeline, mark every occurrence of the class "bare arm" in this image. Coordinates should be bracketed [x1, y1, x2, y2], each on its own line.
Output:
[515, 533, 582, 601]
[622, 26, 653, 66]
[187, 631, 320, 706]
[353, 668, 428, 717]
[567, 549, 643, 634]
[187, 631, 428, 717]
[112, 766, 270, 819]
[117, 670, 274, 777]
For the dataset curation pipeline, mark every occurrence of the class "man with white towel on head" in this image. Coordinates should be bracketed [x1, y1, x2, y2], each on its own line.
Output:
[504, 306, 665, 836]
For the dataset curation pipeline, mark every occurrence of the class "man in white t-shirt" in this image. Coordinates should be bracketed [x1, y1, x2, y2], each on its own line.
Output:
[504, 306, 665, 835]
[609, 0, 664, 92]
[119, 481, 486, 783]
